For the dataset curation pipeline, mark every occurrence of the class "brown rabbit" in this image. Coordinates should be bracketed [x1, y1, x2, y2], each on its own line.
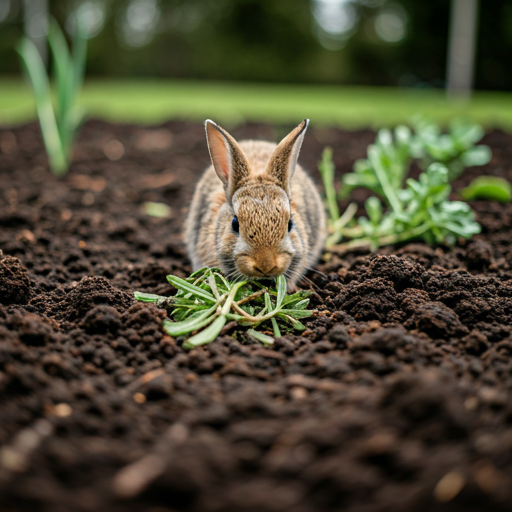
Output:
[184, 119, 326, 291]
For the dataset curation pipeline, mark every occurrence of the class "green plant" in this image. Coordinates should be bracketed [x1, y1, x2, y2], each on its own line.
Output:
[340, 125, 413, 201]
[17, 19, 87, 176]
[320, 152, 481, 251]
[135, 268, 313, 349]
[319, 148, 359, 247]
[461, 176, 512, 203]
[341, 120, 491, 204]
[319, 119, 490, 251]
[411, 118, 492, 180]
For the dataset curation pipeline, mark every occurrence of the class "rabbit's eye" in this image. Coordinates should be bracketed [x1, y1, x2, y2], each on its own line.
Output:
[231, 216, 239, 233]
[288, 219, 293, 232]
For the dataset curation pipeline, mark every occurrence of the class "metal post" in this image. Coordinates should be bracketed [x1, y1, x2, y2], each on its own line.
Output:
[446, 0, 479, 101]
[23, 0, 49, 66]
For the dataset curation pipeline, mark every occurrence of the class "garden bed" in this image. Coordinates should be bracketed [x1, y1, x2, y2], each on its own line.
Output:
[0, 119, 512, 512]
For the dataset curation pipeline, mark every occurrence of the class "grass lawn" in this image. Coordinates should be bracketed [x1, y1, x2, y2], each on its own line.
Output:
[1, 76, 512, 129]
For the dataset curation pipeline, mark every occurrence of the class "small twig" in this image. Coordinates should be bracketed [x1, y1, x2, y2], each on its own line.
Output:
[236, 289, 265, 306]
[329, 222, 433, 253]
[232, 302, 259, 321]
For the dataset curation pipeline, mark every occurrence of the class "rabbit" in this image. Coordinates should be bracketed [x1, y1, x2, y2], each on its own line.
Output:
[184, 119, 326, 292]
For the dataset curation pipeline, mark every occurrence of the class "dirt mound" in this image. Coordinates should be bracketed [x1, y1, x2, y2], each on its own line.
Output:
[0, 254, 31, 305]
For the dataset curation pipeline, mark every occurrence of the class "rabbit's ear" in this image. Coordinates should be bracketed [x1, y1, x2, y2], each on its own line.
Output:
[266, 119, 309, 196]
[205, 120, 251, 203]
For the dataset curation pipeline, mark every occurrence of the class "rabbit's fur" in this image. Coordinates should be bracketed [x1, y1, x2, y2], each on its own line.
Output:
[184, 119, 326, 291]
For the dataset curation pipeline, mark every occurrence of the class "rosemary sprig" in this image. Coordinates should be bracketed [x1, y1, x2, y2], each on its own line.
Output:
[134, 268, 313, 349]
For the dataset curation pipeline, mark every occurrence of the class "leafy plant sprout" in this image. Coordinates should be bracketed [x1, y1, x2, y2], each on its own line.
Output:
[17, 18, 87, 177]
[411, 117, 492, 180]
[319, 119, 487, 251]
[135, 268, 313, 349]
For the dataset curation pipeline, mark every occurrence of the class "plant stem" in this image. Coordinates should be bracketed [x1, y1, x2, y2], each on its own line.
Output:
[236, 289, 265, 306]
[368, 146, 403, 215]
[326, 202, 358, 247]
[318, 147, 340, 222]
[329, 222, 432, 252]
[220, 282, 246, 316]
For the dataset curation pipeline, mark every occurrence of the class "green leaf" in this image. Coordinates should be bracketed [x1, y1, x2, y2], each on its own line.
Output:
[271, 318, 281, 338]
[281, 293, 311, 308]
[318, 147, 340, 221]
[277, 314, 307, 331]
[17, 18, 87, 177]
[247, 329, 274, 347]
[276, 275, 287, 310]
[285, 298, 310, 310]
[166, 275, 216, 303]
[72, 16, 88, 98]
[134, 291, 167, 303]
[377, 128, 393, 148]
[183, 315, 227, 349]
[450, 121, 484, 148]
[189, 267, 212, 279]
[367, 145, 403, 214]
[425, 163, 449, 186]
[279, 309, 313, 319]
[365, 196, 382, 225]
[163, 307, 217, 336]
[17, 38, 67, 176]
[395, 125, 411, 145]
[264, 292, 272, 313]
[213, 272, 231, 292]
[48, 19, 72, 129]
[461, 176, 512, 203]
[461, 145, 492, 167]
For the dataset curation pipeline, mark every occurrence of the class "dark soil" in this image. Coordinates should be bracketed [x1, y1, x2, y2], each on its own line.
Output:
[1, 120, 512, 512]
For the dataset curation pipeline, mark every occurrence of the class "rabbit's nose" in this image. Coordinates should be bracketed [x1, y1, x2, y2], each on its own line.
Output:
[254, 252, 278, 275]
[254, 265, 277, 276]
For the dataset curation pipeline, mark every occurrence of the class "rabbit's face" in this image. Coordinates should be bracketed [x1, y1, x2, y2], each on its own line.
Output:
[222, 185, 301, 280]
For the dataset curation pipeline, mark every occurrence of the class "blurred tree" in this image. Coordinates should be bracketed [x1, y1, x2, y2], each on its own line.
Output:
[0, 0, 510, 91]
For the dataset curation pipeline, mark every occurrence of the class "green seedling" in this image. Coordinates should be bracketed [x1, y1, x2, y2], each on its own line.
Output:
[319, 118, 489, 250]
[17, 19, 87, 176]
[340, 125, 413, 201]
[320, 149, 481, 250]
[340, 119, 491, 205]
[135, 268, 313, 349]
[461, 176, 512, 203]
[318, 147, 358, 246]
[411, 117, 492, 180]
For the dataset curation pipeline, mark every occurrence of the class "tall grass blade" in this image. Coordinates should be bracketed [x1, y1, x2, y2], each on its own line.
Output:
[72, 19, 87, 98]
[48, 20, 72, 128]
[17, 38, 67, 176]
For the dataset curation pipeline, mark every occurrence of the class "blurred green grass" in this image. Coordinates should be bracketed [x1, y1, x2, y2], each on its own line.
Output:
[1, 77, 512, 129]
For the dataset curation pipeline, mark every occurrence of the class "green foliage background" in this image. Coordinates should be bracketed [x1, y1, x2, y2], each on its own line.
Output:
[0, 0, 511, 90]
